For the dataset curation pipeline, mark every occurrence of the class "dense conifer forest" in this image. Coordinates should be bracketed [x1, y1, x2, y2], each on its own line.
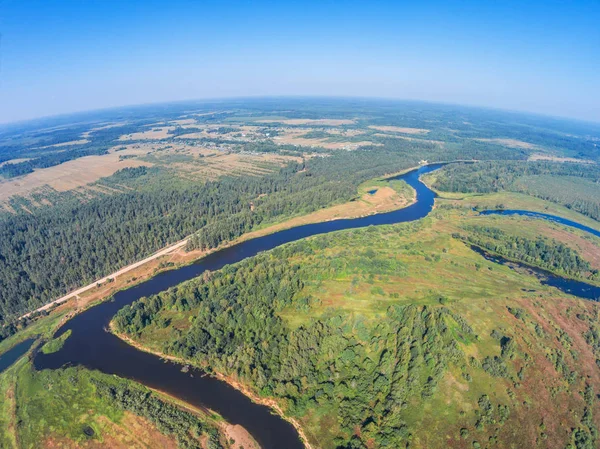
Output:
[0, 135, 524, 322]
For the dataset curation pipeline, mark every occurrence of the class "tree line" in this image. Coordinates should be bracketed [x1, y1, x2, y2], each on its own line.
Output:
[432, 161, 600, 221]
[93, 376, 222, 449]
[456, 225, 596, 280]
[1, 137, 524, 322]
[113, 237, 483, 449]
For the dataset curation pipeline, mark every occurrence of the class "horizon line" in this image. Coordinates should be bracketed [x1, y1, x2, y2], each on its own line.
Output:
[1, 94, 599, 130]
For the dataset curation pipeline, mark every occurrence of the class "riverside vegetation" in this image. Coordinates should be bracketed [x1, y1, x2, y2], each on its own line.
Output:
[2, 99, 600, 449]
[4, 98, 600, 325]
[431, 161, 600, 221]
[113, 205, 600, 449]
[0, 358, 224, 449]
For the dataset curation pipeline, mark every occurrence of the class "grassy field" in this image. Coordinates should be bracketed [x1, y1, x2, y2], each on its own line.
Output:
[0, 358, 225, 449]
[123, 203, 600, 449]
[40, 329, 71, 354]
[0, 309, 69, 357]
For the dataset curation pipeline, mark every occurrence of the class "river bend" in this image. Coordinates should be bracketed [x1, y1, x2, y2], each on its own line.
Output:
[31, 164, 600, 448]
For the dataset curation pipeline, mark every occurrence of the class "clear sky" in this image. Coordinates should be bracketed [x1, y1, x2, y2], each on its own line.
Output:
[0, 0, 598, 124]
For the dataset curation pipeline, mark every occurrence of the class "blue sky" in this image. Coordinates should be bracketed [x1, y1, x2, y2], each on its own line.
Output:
[0, 0, 598, 123]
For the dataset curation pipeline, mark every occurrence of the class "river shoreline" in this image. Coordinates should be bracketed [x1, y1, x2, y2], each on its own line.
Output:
[110, 324, 314, 449]
[21, 160, 600, 448]
[15, 163, 424, 327]
[38, 161, 594, 449]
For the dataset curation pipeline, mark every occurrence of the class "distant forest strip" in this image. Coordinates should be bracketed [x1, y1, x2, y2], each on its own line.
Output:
[432, 161, 600, 221]
[0, 140, 522, 323]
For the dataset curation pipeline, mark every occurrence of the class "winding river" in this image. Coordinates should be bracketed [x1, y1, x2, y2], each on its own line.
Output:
[23, 163, 600, 448]
[480, 209, 600, 239]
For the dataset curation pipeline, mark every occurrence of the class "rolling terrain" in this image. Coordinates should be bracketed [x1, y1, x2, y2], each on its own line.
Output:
[113, 201, 600, 449]
[1, 99, 599, 449]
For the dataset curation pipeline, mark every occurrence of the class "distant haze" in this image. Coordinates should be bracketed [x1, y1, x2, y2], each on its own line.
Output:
[0, 0, 598, 124]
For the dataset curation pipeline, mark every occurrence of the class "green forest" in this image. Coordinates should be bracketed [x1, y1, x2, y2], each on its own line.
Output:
[0, 135, 526, 323]
[113, 214, 600, 449]
[432, 161, 600, 221]
[1, 360, 222, 449]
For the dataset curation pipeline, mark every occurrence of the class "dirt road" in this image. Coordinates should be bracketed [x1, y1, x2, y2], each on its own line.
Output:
[20, 239, 188, 319]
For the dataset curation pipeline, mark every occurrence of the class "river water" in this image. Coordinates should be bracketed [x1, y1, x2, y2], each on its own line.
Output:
[480, 209, 600, 239]
[29, 165, 600, 448]
[0, 338, 35, 374]
[480, 209, 600, 301]
[33, 164, 443, 449]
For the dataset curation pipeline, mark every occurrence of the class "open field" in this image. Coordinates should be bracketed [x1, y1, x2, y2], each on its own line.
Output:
[368, 125, 430, 134]
[39, 139, 90, 148]
[528, 153, 595, 163]
[169, 118, 199, 126]
[256, 118, 356, 125]
[80, 123, 128, 139]
[118, 127, 176, 140]
[137, 142, 300, 179]
[40, 413, 180, 449]
[373, 132, 445, 145]
[474, 138, 538, 149]
[273, 127, 377, 149]
[0, 147, 151, 204]
[0, 158, 32, 167]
